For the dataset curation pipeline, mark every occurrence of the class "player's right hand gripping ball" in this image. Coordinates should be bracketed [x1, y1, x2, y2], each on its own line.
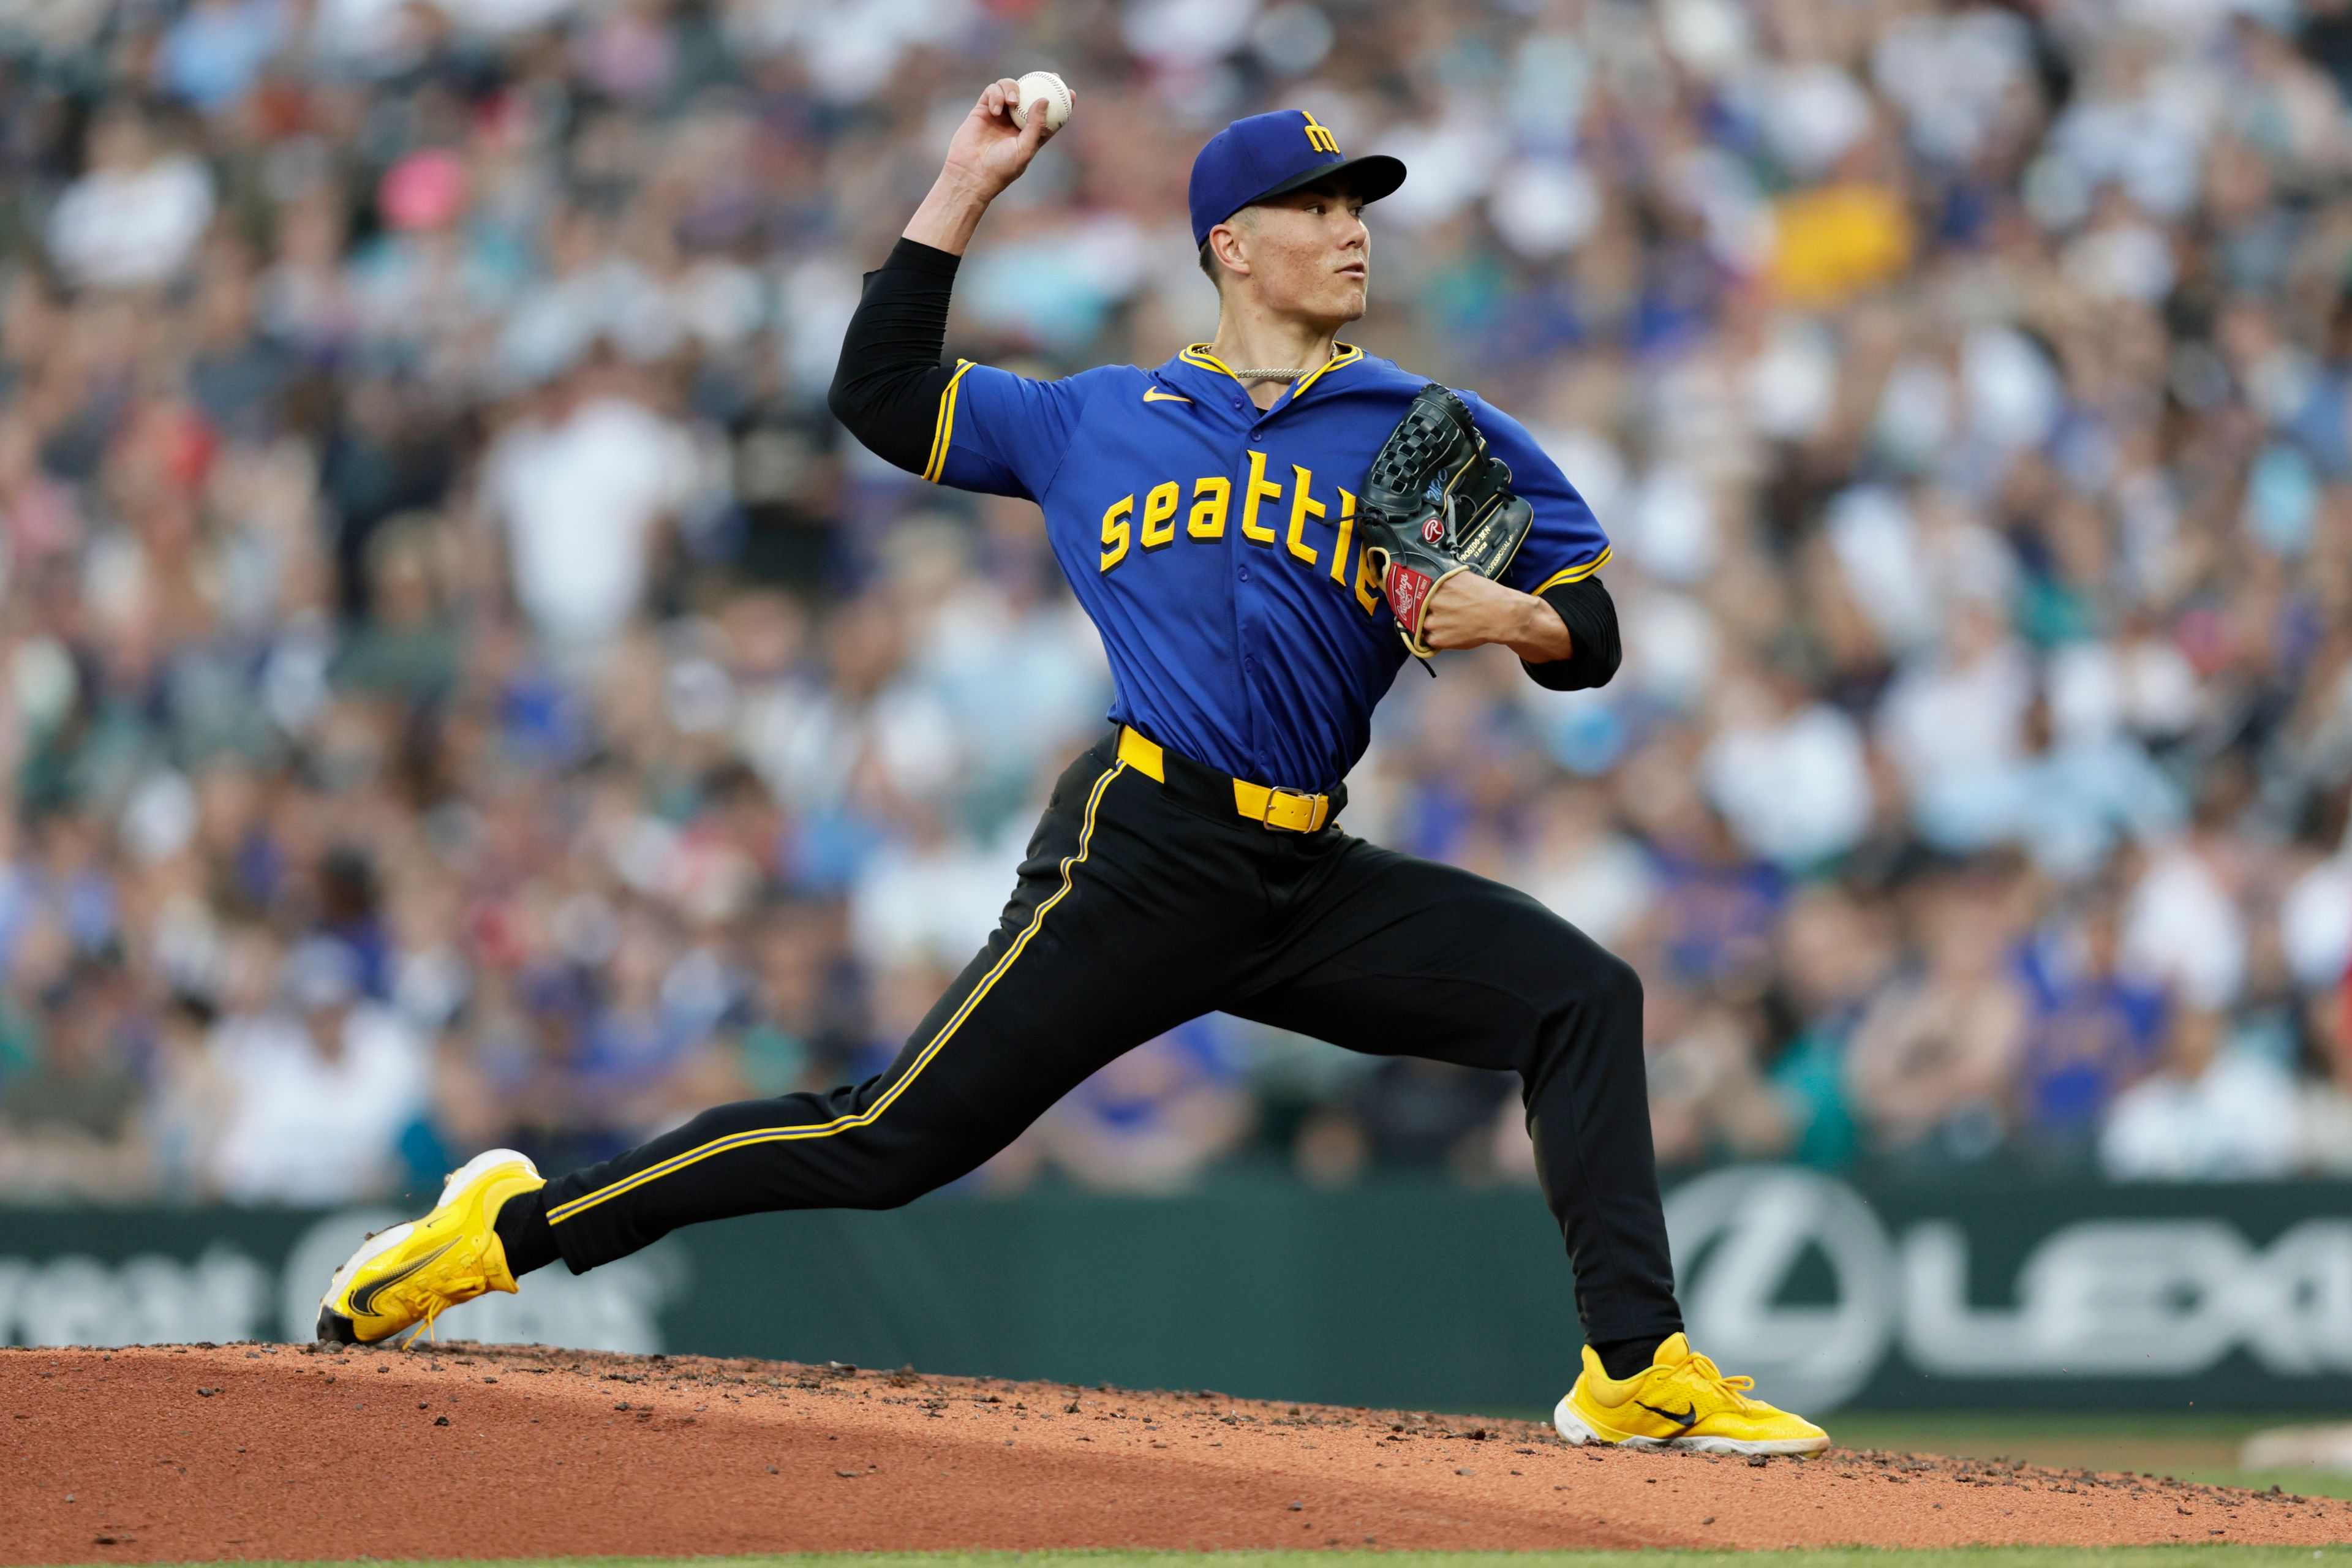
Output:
[1009, 70, 1072, 131]
[1359, 383, 1534, 659]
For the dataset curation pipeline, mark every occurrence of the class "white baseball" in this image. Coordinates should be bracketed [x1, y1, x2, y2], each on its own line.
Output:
[1009, 70, 1072, 132]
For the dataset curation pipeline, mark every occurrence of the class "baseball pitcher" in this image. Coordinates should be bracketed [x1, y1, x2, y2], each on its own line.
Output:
[319, 81, 1828, 1457]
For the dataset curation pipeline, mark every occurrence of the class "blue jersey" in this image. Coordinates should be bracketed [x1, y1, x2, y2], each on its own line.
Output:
[924, 342, 1611, 793]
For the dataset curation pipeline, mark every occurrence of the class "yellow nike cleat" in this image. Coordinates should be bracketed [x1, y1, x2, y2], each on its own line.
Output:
[316, 1148, 545, 1346]
[1554, 1332, 1830, 1455]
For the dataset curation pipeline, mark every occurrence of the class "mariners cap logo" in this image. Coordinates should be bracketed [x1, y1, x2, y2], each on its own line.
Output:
[1301, 110, 1340, 156]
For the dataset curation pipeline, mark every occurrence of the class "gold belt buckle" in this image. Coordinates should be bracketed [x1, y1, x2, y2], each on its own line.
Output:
[1259, 785, 1321, 832]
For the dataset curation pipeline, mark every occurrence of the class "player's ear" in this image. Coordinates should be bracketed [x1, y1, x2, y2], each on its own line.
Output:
[1209, 221, 1250, 282]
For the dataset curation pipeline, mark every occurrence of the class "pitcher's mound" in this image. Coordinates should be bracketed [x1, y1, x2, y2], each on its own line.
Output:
[5, 1342, 2344, 1562]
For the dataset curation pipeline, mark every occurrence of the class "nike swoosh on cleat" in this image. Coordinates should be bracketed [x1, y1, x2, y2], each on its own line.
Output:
[1142, 388, 1191, 404]
[1636, 1400, 1698, 1429]
[346, 1240, 455, 1318]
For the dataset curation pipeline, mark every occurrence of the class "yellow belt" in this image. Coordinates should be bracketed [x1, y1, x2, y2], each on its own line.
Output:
[1117, 726, 1333, 834]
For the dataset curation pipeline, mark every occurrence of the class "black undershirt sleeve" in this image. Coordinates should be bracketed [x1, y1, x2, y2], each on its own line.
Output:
[1521, 574, 1621, 692]
[827, 237, 962, 475]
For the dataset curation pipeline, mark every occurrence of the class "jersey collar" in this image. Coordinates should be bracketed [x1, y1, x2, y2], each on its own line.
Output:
[1169, 341, 1365, 412]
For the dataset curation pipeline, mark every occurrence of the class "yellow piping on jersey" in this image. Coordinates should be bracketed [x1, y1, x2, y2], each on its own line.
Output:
[1534, 546, 1612, 594]
[1286, 343, 1362, 401]
[1176, 343, 1362, 397]
[545, 758, 1128, 1227]
[922, 360, 979, 483]
[1180, 344, 1241, 380]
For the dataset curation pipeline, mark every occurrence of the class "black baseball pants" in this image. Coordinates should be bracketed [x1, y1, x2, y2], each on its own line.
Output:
[533, 730, 1683, 1349]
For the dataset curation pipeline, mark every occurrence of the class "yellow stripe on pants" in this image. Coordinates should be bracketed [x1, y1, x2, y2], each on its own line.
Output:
[546, 760, 1126, 1226]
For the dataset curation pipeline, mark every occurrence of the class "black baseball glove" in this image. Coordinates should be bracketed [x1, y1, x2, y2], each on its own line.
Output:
[1358, 383, 1534, 660]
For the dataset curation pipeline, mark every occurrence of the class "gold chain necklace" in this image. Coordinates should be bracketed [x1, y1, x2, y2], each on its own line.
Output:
[1229, 368, 1308, 381]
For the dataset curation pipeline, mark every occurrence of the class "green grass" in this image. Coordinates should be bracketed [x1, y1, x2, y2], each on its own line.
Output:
[47, 1551, 2352, 1568]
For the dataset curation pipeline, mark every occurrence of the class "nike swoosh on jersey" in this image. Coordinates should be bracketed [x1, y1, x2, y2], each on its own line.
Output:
[1142, 388, 1191, 404]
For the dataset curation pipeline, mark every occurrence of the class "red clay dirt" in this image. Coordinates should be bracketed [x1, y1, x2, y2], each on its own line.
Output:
[5, 1342, 2349, 1562]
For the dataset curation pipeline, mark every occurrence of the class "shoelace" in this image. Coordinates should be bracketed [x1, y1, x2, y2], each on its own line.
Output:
[377, 1164, 489, 1348]
[402, 1302, 444, 1348]
[383, 1245, 486, 1348]
[1659, 1351, 1757, 1412]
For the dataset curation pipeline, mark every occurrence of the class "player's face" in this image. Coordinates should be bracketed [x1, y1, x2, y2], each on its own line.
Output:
[1232, 183, 1370, 326]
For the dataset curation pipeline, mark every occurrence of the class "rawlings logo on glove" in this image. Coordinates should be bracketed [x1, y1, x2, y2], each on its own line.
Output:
[1358, 383, 1534, 660]
[1386, 565, 1436, 636]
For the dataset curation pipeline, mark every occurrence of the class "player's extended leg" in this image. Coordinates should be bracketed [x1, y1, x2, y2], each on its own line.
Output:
[1225, 835, 1827, 1455]
[318, 737, 1231, 1343]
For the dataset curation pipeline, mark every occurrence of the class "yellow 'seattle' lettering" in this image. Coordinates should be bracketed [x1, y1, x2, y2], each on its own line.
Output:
[1332, 488, 1357, 587]
[1189, 476, 1231, 538]
[1140, 481, 1180, 550]
[1101, 493, 1134, 572]
[1102, 460, 1384, 617]
[1355, 533, 1382, 615]
[1286, 465, 1324, 567]
[1240, 450, 1283, 544]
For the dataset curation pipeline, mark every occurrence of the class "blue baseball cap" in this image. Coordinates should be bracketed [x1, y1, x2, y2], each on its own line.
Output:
[1188, 109, 1407, 249]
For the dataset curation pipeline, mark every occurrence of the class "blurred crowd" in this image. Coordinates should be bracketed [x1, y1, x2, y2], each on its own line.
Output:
[4, 0, 2352, 1207]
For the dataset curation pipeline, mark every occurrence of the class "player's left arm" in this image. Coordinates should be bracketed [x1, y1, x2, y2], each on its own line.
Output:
[1417, 394, 1620, 690]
